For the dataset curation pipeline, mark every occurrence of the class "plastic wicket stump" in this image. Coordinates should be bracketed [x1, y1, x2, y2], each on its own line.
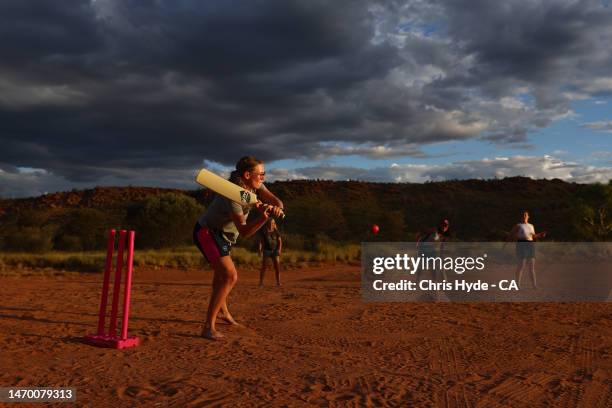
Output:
[83, 229, 139, 349]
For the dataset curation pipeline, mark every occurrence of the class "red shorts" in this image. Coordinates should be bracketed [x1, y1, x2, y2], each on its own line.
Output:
[193, 223, 232, 263]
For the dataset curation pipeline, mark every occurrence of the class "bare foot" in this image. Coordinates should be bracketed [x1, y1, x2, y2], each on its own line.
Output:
[226, 319, 244, 328]
[218, 314, 242, 327]
[201, 327, 224, 340]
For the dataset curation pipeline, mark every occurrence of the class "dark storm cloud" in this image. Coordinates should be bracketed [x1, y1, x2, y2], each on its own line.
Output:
[1, 0, 397, 175]
[0, 0, 104, 61]
[1, 0, 611, 196]
[417, 0, 612, 142]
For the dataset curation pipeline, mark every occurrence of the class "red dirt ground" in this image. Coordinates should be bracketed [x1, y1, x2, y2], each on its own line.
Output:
[1, 265, 611, 407]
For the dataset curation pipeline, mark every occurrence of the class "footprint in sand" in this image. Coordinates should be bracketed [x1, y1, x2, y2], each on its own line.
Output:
[185, 390, 232, 407]
[118, 378, 205, 404]
[117, 385, 158, 400]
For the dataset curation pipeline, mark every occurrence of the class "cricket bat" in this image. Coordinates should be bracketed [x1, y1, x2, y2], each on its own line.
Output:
[195, 168, 284, 217]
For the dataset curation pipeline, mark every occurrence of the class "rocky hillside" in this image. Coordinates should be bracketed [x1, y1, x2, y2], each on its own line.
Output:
[1, 177, 592, 243]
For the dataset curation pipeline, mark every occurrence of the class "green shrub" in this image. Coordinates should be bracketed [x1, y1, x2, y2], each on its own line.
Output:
[55, 235, 83, 251]
[54, 208, 115, 250]
[17, 209, 51, 227]
[571, 183, 612, 241]
[284, 197, 348, 241]
[378, 210, 406, 241]
[281, 233, 306, 251]
[3, 227, 54, 252]
[130, 193, 204, 248]
[306, 233, 334, 251]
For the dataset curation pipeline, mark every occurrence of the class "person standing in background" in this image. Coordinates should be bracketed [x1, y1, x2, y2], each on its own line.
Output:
[258, 219, 282, 287]
[507, 210, 546, 289]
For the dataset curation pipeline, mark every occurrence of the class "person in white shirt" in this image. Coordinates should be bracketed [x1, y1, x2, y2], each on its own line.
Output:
[507, 211, 546, 289]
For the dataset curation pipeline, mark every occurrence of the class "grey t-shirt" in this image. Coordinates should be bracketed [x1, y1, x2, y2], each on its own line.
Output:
[198, 191, 255, 244]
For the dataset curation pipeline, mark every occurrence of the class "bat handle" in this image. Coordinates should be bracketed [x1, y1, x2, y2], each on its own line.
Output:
[274, 208, 286, 219]
[264, 204, 285, 219]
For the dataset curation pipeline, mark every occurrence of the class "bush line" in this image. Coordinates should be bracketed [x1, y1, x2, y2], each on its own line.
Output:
[0, 244, 361, 273]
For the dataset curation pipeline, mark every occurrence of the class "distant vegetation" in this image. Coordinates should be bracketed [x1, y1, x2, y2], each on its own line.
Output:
[0, 178, 610, 255]
[0, 244, 361, 274]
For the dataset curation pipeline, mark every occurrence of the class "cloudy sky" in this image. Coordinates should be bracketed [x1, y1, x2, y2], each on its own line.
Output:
[1, 0, 611, 198]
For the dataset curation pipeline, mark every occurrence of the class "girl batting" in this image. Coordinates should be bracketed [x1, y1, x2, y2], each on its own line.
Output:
[193, 156, 283, 340]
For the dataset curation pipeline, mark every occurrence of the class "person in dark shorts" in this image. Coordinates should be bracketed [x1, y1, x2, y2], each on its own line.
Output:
[193, 156, 283, 340]
[258, 219, 282, 287]
[415, 219, 450, 281]
[507, 210, 546, 289]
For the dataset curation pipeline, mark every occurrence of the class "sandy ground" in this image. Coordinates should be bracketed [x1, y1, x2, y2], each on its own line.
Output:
[1, 265, 611, 407]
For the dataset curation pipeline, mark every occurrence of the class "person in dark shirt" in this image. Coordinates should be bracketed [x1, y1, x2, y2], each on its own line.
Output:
[412, 218, 451, 301]
[415, 218, 450, 286]
[258, 219, 282, 287]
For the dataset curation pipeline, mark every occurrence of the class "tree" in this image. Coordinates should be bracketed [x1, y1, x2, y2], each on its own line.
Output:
[54, 208, 115, 250]
[4, 226, 54, 252]
[284, 197, 348, 241]
[130, 193, 204, 248]
[344, 197, 383, 241]
[572, 183, 612, 241]
[379, 211, 405, 241]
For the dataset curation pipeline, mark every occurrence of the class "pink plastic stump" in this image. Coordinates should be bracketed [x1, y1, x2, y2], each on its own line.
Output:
[84, 229, 140, 349]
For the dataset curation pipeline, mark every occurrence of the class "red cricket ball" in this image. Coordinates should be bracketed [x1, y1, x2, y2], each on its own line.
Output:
[370, 224, 380, 235]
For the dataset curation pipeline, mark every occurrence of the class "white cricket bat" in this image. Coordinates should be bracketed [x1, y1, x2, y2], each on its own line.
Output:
[195, 168, 284, 217]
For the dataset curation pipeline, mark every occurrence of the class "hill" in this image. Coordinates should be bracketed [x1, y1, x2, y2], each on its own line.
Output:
[1, 177, 610, 250]
[0, 186, 186, 215]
